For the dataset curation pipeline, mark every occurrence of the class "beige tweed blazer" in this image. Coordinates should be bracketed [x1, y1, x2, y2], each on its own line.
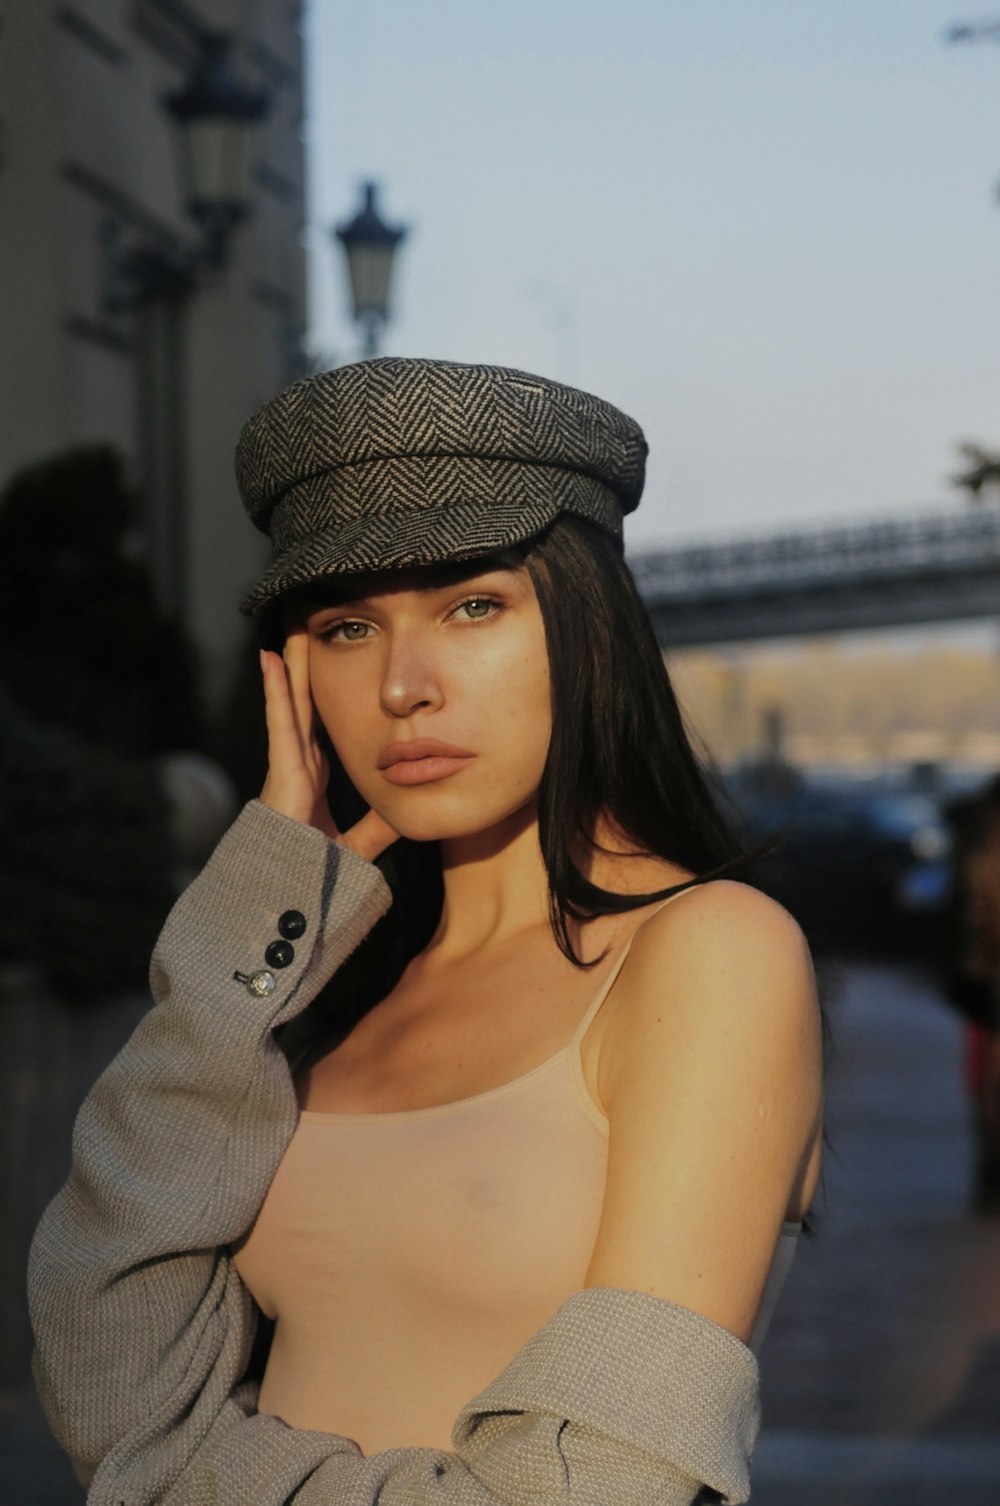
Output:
[27, 800, 762, 1506]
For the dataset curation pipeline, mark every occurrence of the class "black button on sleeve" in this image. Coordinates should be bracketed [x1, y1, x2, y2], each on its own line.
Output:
[264, 939, 295, 969]
[277, 909, 307, 940]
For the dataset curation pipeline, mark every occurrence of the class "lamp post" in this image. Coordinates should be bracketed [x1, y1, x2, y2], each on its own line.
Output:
[103, 29, 270, 310]
[333, 181, 408, 358]
[165, 31, 270, 267]
[96, 27, 270, 623]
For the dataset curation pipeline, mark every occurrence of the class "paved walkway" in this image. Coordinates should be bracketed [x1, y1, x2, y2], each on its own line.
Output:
[752, 955, 1000, 1503]
[3, 957, 998, 1505]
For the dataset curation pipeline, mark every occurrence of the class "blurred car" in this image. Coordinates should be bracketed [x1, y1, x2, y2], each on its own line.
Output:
[730, 778, 952, 950]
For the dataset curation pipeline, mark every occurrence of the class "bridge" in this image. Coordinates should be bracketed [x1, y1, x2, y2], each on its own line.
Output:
[628, 503, 1000, 648]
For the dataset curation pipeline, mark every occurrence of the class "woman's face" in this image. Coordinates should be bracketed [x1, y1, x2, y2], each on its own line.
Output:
[299, 561, 552, 843]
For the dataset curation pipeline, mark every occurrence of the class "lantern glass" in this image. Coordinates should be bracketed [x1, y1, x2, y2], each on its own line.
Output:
[344, 242, 395, 320]
[178, 118, 253, 212]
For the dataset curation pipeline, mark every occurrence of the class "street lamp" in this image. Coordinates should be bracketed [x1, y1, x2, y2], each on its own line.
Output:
[333, 181, 409, 358]
[94, 23, 272, 627]
[165, 31, 270, 267]
[102, 29, 270, 310]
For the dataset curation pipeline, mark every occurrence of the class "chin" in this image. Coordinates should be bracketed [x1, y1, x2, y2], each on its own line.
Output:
[365, 787, 537, 845]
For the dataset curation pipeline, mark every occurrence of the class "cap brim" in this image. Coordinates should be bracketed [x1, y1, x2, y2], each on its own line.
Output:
[238, 471, 623, 614]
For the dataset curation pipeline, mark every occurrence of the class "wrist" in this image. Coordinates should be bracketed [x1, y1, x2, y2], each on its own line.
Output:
[339, 830, 386, 864]
[258, 783, 328, 833]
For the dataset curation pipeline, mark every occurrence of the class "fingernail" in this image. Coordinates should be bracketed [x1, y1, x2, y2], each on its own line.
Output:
[259, 649, 266, 673]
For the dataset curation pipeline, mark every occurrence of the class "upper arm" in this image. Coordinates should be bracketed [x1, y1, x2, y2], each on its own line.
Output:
[583, 880, 823, 1344]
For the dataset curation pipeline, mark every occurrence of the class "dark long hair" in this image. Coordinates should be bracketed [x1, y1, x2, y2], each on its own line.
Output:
[266, 515, 832, 1235]
[524, 517, 780, 960]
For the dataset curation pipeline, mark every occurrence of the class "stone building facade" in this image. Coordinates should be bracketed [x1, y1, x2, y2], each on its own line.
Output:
[0, 0, 306, 703]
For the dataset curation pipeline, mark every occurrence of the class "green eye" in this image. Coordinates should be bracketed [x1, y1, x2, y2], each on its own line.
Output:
[319, 619, 371, 641]
[458, 597, 495, 620]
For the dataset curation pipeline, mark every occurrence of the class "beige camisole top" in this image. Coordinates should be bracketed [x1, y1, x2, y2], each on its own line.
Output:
[232, 894, 802, 1456]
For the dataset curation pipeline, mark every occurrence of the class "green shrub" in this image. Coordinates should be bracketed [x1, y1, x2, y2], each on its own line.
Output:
[0, 698, 175, 996]
[0, 445, 207, 757]
[0, 443, 207, 996]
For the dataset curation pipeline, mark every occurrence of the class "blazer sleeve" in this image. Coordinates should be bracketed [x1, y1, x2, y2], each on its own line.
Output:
[155, 1286, 761, 1506]
[27, 799, 393, 1493]
[28, 800, 762, 1506]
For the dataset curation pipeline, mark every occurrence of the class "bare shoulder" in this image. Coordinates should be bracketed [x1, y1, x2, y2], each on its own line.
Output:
[633, 876, 813, 972]
[585, 878, 824, 1324]
[600, 878, 822, 1109]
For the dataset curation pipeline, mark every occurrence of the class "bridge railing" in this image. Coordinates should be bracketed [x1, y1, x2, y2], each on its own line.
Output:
[628, 504, 1000, 599]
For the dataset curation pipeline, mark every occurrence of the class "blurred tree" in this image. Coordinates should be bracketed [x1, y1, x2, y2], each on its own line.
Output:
[945, 25, 1000, 505]
[951, 442, 1000, 503]
[944, 18, 1000, 43]
[0, 444, 207, 755]
[0, 692, 174, 995]
[0, 445, 210, 994]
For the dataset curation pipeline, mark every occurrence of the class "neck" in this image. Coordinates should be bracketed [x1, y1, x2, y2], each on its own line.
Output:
[431, 800, 551, 959]
[428, 805, 688, 963]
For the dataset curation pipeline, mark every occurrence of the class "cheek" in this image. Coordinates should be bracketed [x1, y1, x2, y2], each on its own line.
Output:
[514, 650, 551, 747]
[472, 624, 552, 772]
[307, 657, 376, 773]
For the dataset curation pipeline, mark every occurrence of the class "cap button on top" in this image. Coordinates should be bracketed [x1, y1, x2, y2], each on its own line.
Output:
[278, 909, 307, 940]
[265, 939, 295, 969]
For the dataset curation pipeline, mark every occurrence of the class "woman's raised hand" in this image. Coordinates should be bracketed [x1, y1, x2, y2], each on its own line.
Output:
[258, 630, 400, 864]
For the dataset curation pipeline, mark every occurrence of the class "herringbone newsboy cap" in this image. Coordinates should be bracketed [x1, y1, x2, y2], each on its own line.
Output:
[234, 357, 647, 613]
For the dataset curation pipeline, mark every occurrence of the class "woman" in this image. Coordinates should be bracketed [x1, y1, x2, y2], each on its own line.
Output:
[29, 358, 824, 1506]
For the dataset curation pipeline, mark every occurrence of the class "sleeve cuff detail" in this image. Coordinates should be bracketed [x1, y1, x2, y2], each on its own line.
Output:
[452, 1285, 760, 1502]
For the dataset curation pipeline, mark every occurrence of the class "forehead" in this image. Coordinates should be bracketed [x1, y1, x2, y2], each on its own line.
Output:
[292, 553, 528, 610]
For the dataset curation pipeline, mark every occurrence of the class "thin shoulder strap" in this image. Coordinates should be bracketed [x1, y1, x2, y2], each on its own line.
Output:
[566, 885, 701, 1052]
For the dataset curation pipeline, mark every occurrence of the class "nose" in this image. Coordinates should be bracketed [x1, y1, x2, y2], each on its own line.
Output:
[378, 632, 444, 719]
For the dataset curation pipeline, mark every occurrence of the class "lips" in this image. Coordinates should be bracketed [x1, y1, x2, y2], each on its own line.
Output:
[377, 739, 475, 770]
[377, 739, 476, 788]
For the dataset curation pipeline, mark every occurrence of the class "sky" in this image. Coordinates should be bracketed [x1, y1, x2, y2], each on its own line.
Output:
[301, 1, 1000, 573]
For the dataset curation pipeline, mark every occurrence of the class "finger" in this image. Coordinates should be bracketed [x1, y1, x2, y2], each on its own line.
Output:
[282, 629, 315, 750]
[260, 649, 303, 771]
